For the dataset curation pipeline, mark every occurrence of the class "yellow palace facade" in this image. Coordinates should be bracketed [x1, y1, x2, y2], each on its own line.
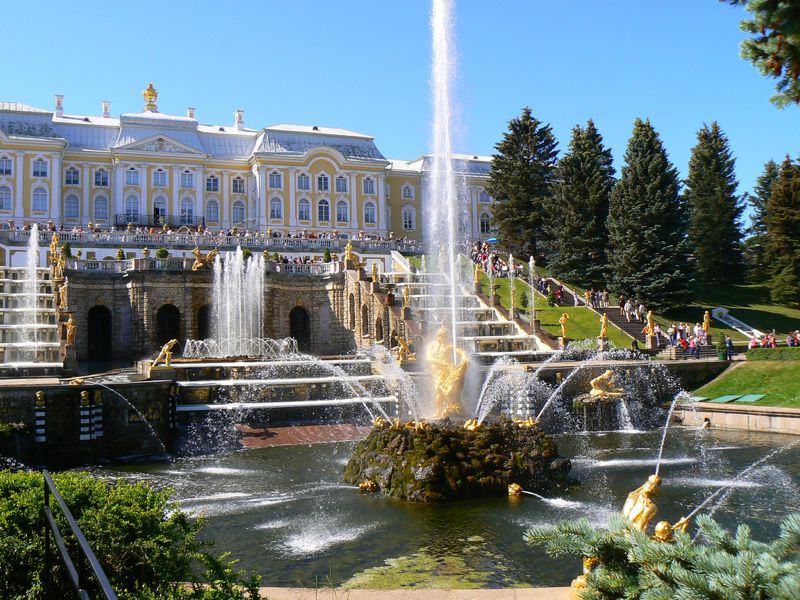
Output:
[0, 85, 496, 241]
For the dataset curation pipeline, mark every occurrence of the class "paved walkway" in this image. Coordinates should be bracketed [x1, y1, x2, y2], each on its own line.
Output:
[257, 587, 572, 599]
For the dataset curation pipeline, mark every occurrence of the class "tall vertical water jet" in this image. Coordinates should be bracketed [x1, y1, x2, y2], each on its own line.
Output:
[20, 223, 40, 357]
[211, 248, 265, 356]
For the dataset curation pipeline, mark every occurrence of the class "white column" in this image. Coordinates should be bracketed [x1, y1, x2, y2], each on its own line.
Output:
[172, 166, 181, 224]
[288, 167, 296, 228]
[377, 174, 386, 233]
[114, 163, 124, 224]
[254, 167, 266, 229]
[349, 173, 358, 231]
[51, 155, 62, 223]
[141, 166, 148, 225]
[472, 189, 479, 238]
[195, 166, 204, 225]
[14, 153, 24, 220]
[222, 172, 230, 228]
[82, 164, 90, 225]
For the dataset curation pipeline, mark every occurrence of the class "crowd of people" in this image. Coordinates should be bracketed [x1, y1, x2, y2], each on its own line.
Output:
[470, 242, 525, 279]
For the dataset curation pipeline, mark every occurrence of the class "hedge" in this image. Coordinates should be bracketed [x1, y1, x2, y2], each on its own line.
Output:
[746, 347, 800, 361]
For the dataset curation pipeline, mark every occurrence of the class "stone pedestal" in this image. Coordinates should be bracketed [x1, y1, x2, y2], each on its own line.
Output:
[646, 335, 657, 350]
[370, 282, 380, 293]
[344, 259, 357, 271]
[597, 336, 609, 352]
[559, 337, 569, 349]
[706, 334, 713, 346]
[145, 365, 177, 381]
[384, 292, 395, 307]
[402, 307, 411, 320]
[532, 318, 541, 334]
[62, 344, 77, 374]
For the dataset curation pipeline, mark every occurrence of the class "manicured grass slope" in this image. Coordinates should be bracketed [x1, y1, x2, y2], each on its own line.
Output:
[695, 361, 800, 408]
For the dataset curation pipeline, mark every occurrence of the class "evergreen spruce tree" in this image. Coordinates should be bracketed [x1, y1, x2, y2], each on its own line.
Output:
[764, 156, 800, 306]
[606, 119, 692, 310]
[684, 122, 744, 285]
[744, 159, 779, 281]
[485, 107, 559, 257]
[545, 120, 615, 287]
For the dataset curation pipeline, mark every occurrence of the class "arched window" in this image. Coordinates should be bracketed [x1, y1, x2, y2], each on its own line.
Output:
[94, 168, 108, 187]
[270, 197, 282, 220]
[232, 176, 245, 194]
[64, 194, 80, 219]
[180, 198, 193, 224]
[181, 170, 193, 188]
[32, 187, 48, 212]
[402, 184, 414, 199]
[232, 200, 245, 223]
[336, 200, 349, 223]
[153, 168, 167, 187]
[363, 201, 376, 225]
[297, 173, 310, 191]
[0, 186, 11, 210]
[206, 199, 219, 223]
[317, 173, 329, 192]
[363, 177, 375, 195]
[317, 199, 330, 222]
[298, 198, 311, 221]
[126, 167, 139, 185]
[480, 212, 491, 234]
[32, 159, 48, 178]
[125, 195, 139, 220]
[65, 167, 80, 186]
[269, 171, 282, 189]
[402, 206, 415, 231]
[335, 176, 348, 193]
[94, 195, 109, 221]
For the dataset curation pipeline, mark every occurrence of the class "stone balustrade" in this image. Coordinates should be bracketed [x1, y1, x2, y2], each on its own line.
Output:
[64, 257, 342, 275]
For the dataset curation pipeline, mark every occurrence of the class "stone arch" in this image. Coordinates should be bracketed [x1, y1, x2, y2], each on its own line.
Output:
[361, 304, 369, 337]
[289, 306, 311, 351]
[197, 304, 212, 340]
[156, 304, 181, 349]
[375, 317, 383, 341]
[87, 305, 112, 363]
[348, 293, 356, 330]
[390, 328, 398, 348]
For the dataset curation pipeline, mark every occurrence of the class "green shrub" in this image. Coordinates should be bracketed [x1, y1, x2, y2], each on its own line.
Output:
[60, 242, 72, 258]
[323, 248, 332, 263]
[272, 251, 280, 262]
[241, 248, 252, 261]
[747, 347, 800, 361]
[155, 248, 170, 259]
[0, 470, 259, 599]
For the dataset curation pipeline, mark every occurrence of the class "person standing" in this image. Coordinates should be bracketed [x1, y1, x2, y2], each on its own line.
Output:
[725, 335, 734, 360]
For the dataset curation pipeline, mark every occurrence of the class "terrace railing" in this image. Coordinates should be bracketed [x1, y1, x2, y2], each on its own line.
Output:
[64, 256, 341, 275]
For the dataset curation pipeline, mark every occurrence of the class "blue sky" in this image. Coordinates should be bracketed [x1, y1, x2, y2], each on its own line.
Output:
[3, 0, 797, 203]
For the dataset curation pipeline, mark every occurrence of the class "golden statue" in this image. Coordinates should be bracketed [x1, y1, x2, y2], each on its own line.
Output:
[191, 246, 219, 271]
[80, 390, 90, 406]
[622, 474, 662, 531]
[508, 483, 522, 496]
[359, 479, 378, 493]
[600, 312, 608, 338]
[143, 82, 158, 111]
[427, 324, 469, 418]
[652, 517, 690, 542]
[703, 310, 711, 333]
[473, 262, 481, 284]
[646, 310, 655, 336]
[559, 313, 569, 338]
[344, 239, 354, 262]
[151, 338, 178, 368]
[571, 556, 600, 597]
[403, 286, 410, 309]
[65, 314, 76, 346]
[59, 279, 68, 309]
[513, 416, 539, 428]
[371, 262, 378, 282]
[396, 335, 416, 362]
[35, 390, 45, 407]
[589, 369, 624, 401]
[464, 418, 480, 431]
[49, 232, 59, 265]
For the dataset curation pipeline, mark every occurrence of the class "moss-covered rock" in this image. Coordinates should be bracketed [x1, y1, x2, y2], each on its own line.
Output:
[343, 418, 571, 502]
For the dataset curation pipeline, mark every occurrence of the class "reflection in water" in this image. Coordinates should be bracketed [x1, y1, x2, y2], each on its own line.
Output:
[97, 428, 800, 588]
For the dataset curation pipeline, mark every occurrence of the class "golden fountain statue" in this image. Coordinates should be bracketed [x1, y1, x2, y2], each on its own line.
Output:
[403, 286, 410, 309]
[151, 339, 178, 368]
[396, 335, 416, 362]
[473, 262, 481, 284]
[371, 262, 378, 282]
[65, 314, 76, 346]
[49, 232, 59, 265]
[646, 310, 655, 336]
[588, 369, 624, 401]
[599, 312, 608, 338]
[622, 474, 690, 538]
[428, 324, 469, 419]
[344, 239, 354, 262]
[191, 246, 219, 271]
[703, 310, 711, 334]
[559, 313, 569, 338]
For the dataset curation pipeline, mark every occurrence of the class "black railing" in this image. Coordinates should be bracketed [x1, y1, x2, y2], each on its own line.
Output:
[113, 213, 205, 229]
[43, 469, 118, 599]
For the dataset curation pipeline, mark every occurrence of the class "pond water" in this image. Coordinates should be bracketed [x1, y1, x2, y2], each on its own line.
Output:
[99, 428, 800, 589]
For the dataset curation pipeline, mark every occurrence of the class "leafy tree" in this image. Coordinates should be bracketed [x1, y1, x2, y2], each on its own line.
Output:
[764, 156, 800, 305]
[724, 1, 800, 108]
[486, 107, 559, 258]
[526, 512, 800, 599]
[545, 120, 615, 287]
[744, 159, 780, 281]
[684, 122, 744, 285]
[606, 119, 692, 310]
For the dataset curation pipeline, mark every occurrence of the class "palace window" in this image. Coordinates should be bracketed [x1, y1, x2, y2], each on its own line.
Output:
[479, 190, 491, 203]
[232, 200, 245, 223]
[402, 185, 414, 200]
[336, 200, 349, 223]
[480, 212, 491, 234]
[206, 199, 219, 223]
[335, 176, 348, 193]
[153, 168, 167, 187]
[180, 198, 193, 224]
[64, 194, 80, 219]
[363, 201, 376, 225]
[181, 171, 193, 189]
[153, 196, 167, 222]
[317, 174, 329, 192]
[402, 206, 415, 231]
[298, 198, 311, 221]
[125, 195, 139, 220]
[32, 187, 48, 212]
[33, 159, 48, 178]
[126, 168, 139, 185]
[269, 171, 282, 189]
[0, 157, 12, 176]
[206, 175, 219, 192]
[94, 168, 108, 187]
[270, 197, 282, 220]
[317, 198, 330, 222]
[232, 176, 245, 194]
[65, 167, 80, 186]
[297, 173, 310, 191]
[0, 186, 11, 210]
[363, 177, 375, 195]
[94, 195, 109, 221]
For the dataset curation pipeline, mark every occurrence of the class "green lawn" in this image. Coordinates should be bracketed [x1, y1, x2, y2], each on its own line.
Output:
[477, 273, 631, 347]
[695, 361, 800, 408]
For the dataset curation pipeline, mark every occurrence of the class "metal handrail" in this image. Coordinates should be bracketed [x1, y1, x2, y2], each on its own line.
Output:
[43, 469, 118, 599]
